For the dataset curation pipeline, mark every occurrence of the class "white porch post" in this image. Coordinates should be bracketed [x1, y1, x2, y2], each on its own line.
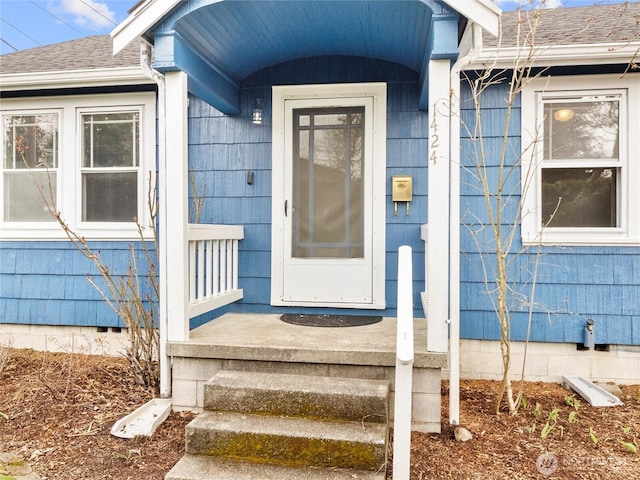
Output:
[164, 71, 190, 342]
[426, 59, 451, 353]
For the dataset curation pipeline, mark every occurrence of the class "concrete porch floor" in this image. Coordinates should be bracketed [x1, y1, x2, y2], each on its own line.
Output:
[166, 313, 447, 432]
[167, 313, 446, 368]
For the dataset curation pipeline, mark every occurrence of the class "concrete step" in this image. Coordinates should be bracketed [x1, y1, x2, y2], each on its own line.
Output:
[165, 455, 386, 480]
[185, 410, 387, 471]
[203, 370, 389, 423]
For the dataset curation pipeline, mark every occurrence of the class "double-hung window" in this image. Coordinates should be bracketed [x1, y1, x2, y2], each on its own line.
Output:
[0, 93, 155, 240]
[521, 75, 640, 245]
[3, 113, 59, 222]
[81, 111, 139, 223]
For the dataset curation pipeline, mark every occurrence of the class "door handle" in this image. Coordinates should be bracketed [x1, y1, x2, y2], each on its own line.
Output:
[284, 200, 288, 217]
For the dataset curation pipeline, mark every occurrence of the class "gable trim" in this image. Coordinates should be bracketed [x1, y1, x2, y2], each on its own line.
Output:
[441, 0, 500, 37]
[112, 0, 182, 54]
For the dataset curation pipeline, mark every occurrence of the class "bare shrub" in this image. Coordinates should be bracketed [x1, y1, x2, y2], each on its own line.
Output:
[13, 135, 160, 391]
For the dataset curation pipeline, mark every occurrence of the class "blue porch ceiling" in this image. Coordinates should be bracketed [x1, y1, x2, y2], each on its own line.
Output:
[150, 1, 462, 114]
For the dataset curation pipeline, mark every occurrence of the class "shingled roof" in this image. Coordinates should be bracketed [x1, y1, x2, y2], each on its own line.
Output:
[0, 35, 139, 75]
[1, 3, 638, 78]
[486, 2, 640, 47]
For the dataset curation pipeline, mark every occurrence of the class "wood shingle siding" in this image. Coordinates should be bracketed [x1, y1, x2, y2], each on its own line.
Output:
[0, 241, 154, 327]
[459, 79, 640, 346]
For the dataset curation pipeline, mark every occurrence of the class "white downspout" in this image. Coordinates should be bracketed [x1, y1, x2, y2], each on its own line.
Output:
[140, 42, 171, 398]
[448, 23, 483, 425]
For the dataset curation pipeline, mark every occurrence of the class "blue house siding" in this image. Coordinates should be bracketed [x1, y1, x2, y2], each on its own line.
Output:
[459, 80, 640, 346]
[0, 241, 154, 328]
[5, 66, 638, 347]
[188, 56, 428, 324]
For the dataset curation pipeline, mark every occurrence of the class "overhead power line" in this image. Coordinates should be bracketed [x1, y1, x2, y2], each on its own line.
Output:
[28, 0, 86, 36]
[1, 37, 18, 52]
[79, 0, 117, 26]
[1, 18, 42, 48]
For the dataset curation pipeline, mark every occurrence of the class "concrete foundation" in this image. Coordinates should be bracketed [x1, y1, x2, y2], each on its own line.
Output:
[0, 323, 129, 356]
[450, 339, 640, 385]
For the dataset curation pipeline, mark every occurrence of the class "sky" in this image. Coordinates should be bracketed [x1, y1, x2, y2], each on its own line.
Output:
[0, 0, 635, 56]
[0, 0, 135, 55]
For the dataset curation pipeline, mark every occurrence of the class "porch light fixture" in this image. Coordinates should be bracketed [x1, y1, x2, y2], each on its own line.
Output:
[252, 98, 264, 125]
[553, 108, 574, 122]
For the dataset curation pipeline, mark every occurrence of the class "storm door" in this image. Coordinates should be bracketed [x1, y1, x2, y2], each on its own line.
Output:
[272, 84, 386, 308]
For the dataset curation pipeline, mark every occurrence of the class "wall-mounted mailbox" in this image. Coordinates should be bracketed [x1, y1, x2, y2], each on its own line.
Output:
[392, 175, 413, 215]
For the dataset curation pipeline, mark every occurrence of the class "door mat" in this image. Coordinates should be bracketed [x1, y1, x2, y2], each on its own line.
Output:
[280, 314, 383, 328]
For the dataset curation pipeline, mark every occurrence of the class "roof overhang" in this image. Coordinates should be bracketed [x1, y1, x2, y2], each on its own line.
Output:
[0, 67, 154, 93]
[112, 0, 500, 114]
[113, 0, 500, 54]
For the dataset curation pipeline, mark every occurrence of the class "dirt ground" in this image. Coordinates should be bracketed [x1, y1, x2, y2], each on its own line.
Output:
[0, 348, 638, 479]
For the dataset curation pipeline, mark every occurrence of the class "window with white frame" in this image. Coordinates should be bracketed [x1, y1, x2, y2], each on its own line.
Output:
[3, 113, 59, 222]
[521, 75, 640, 245]
[81, 111, 139, 222]
[0, 93, 155, 240]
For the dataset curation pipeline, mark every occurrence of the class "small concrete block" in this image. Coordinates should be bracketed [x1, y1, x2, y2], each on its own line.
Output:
[412, 368, 441, 394]
[411, 392, 441, 428]
[171, 379, 198, 410]
[547, 355, 589, 379]
[518, 356, 550, 378]
[410, 420, 441, 434]
[460, 350, 503, 377]
[592, 356, 640, 382]
[173, 357, 223, 381]
[613, 346, 640, 358]
[459, 339, 482, 352]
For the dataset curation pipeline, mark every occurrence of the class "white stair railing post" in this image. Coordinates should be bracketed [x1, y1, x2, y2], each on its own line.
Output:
[393, 245, 414, 480]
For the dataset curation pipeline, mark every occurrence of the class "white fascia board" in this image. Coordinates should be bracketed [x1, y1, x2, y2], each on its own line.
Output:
[112, 0, 182, 54]
[441, 0, 501, 37]
[469, 42, 640, 69]
[0, 68, 154, 91]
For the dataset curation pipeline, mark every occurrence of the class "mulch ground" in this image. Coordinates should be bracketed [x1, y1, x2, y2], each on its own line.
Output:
[0, 348, 638, 479]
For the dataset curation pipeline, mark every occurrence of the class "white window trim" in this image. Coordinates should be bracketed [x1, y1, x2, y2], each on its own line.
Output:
[1, 92, 156, 241]
[521, 74, 640, 246]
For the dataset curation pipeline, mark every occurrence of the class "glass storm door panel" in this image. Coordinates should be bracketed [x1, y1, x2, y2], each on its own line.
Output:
[292, 108, 364, 259]
[282, 102, 374, 305]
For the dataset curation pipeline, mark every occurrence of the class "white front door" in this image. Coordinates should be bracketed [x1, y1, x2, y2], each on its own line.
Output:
[271, 83, 386, 308]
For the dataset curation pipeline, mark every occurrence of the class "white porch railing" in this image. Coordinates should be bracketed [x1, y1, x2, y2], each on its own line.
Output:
[393, 245, 414, 480]
[187, 224, 244, 319]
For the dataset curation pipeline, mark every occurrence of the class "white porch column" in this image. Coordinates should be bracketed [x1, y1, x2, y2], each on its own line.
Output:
[164, 71, 190, 342]
[426, 59, 451, 353]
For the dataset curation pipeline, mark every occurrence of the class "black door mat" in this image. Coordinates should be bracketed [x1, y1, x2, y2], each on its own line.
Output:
[280, 314, 383, 328]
